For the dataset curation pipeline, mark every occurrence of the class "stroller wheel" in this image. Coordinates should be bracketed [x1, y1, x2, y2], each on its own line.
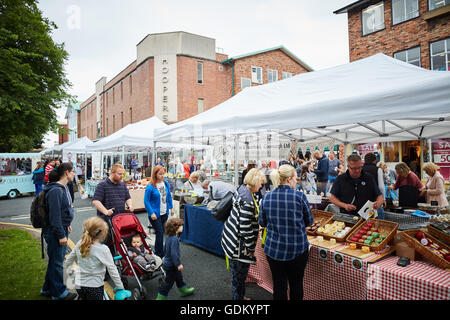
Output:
[132, 287, 147, 300]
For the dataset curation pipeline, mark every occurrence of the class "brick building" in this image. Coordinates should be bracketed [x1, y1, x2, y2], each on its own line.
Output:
[334, 0, 450, 180]
[78, 31, 312, 140]
[334, 0, 450, 70]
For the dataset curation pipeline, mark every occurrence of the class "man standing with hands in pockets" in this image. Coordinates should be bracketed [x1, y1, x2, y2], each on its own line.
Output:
[92, 163, 134, 251]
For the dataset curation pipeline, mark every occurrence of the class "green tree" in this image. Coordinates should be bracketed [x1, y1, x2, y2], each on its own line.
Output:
[0, 0, 73, 152]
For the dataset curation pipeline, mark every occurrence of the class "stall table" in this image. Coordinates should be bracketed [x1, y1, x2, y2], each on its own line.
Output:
[246, 232, 450, 300]
[180, 204, 224, 256]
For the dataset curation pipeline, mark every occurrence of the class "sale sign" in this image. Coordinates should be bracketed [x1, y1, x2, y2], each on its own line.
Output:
[432, 138, 450, 180]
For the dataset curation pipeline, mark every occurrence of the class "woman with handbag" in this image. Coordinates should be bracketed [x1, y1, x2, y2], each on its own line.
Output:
[221, 168, 266, 300]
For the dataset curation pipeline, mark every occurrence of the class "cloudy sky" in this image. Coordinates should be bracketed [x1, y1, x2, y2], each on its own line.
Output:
[37, 0, 353, 147]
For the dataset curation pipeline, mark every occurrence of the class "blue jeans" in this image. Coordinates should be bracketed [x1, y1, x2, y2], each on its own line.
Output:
[35, 183, 43, 196]
[229, 259, 250, 300]
[148, 213, 168, 258]
[42, 227, 69, 298]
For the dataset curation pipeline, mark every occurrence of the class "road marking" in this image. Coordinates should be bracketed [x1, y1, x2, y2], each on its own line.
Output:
[10, 214, 30, 221]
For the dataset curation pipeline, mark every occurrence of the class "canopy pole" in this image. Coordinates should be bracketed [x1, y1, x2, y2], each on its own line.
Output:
[100, 152, 103, 179]
[121, 146, 125, 166]
[152, 141, 157, 173]
[234, 134, 239, 187]
[84, 152, 87, 184]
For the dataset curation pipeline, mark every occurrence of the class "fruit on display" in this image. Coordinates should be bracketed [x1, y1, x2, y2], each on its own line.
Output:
[318, 221, 351, 238]
[361, 246, 370, 253]
[415, 231, 449, 261]
[351, 223, 387, 247]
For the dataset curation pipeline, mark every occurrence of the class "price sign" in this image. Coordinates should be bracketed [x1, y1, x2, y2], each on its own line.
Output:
[432, 138, 450, 180]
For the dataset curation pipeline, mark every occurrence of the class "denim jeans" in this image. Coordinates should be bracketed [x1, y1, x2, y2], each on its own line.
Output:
[229, 259, 250, 300]
[148, 213, 168, 258]
[159, 265, 185, 296]
[42, 227, 69, 298]
[35, 183, 43, 196]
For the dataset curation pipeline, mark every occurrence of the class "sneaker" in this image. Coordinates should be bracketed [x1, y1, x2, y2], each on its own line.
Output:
[156, 293, 168, 300]
[52, 292, 77, 300]
[40, 289, 51, 297]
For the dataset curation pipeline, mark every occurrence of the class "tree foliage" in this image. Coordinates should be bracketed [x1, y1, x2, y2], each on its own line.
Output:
[0, 0, 73, 152]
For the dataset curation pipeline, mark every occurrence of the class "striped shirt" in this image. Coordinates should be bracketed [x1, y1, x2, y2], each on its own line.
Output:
[93, 178, 131, 217]
[258, 185, 313, 261]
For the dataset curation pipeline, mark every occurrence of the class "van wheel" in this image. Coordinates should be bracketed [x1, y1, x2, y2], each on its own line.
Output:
[7, 189, 19, 199]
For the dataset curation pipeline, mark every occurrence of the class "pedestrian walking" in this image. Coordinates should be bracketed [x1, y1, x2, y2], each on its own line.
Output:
[64, 217, 125, 300]
[156, 218, 195, 300]
[41, 162, 77, 300]
[32, 162, 45, 196]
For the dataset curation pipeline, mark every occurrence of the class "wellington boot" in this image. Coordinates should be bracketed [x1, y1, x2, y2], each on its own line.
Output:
[178, 285, 195, 297]
[155, 293, 168, 300]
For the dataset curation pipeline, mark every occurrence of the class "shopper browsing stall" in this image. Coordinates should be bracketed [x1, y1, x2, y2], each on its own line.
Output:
[421, 162, 449, 208]
[329, 154, 383, 216]
[258, 164, 313, 300]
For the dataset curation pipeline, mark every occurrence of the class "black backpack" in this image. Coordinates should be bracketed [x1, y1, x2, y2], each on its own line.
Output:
[30, 190, 49, 229]
[211, 191, 235, 222]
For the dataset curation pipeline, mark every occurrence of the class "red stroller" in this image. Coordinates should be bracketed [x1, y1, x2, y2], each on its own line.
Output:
[107, 213, 165, 300]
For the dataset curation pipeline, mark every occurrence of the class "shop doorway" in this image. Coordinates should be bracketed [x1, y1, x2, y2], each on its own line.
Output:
[401, 140, 421, 179]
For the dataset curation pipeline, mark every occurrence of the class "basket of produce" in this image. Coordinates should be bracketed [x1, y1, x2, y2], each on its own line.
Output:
[306, 209, 334, 235]
[316, 213, 363, 242]
[401, 229, 450, 269]
[427, 222, 450, 245]
[346, 218, 399, 251]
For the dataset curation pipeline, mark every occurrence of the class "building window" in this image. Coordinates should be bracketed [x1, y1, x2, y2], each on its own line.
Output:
[121, 111, 124, 128]
[362, 2, 385, 36]
[251, 66, 262, 84]
[197, 61, 203, 84]
[197, 98, 204, 114]
[282, 72, 292, 79]
[429, 0, 449, 10]
[129, 107, 133, 123]
[120, 82, 123, 100]
[268, 69, 278, 83]
[113, 115, 115, 133]
[241, 77, 251, 90]
[392, 0, 419, 25]
[97, 122, 101, 137]
[129, 75, 132, 95]
[430, 38, 450, 71]
[394, 46, 421, 66]
[112, 88, 115, 104]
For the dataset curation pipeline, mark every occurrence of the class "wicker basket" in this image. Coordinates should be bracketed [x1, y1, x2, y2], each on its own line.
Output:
[402, 229, 450, 269]
[306, 209, 334, 236]
[316, 215, 363, 242]
[346, 218, 399, 251]
[427, 224, 450, 245]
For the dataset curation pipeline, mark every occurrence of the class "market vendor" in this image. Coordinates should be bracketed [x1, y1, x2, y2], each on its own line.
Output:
[184, 171, 204, 195]
[329, 154, 383, 216]
[201, 179, 236, 201]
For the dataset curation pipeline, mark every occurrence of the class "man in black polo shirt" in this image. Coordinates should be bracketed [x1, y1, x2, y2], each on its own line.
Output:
[330, 154, 383, 216]
[92, 163, 134, 219]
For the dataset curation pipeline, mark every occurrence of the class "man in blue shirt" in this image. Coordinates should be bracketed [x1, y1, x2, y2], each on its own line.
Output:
[313, 150, 329, 196]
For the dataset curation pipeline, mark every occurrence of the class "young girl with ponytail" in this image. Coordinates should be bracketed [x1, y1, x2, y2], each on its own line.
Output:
[64, 217, 125, 300]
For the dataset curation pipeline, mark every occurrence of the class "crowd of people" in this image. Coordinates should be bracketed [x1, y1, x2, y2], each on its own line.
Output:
[38, 150, 448, 301]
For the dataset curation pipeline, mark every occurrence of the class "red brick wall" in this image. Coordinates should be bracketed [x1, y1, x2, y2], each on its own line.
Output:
[177, 55, 232, 121]
[347, 0, 450, 69]
[79, 96, 97, 140]
[233, 49, 310, 93]
[102, 58, 154, 136]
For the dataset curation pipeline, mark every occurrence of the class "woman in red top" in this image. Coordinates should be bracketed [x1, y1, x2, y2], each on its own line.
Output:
[389, 162, 423, 192]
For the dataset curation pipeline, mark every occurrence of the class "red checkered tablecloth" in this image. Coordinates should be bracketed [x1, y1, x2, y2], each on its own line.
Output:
[247, 235, 369, 300]
[367, 256, 450, 300]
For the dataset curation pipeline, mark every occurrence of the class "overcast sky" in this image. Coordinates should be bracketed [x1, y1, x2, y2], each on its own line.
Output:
[37, 0, 353, 147]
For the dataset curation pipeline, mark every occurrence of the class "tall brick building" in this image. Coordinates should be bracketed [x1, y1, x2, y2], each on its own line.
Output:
[79, 31, 312, 140]
[334, 0, 450, 70]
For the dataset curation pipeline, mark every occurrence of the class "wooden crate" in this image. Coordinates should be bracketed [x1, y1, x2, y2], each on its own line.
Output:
[402, 229, 450, 269]
[427, 224, 450, 245]
[346, 218, 399, 251]
[306, 209, 334, 236]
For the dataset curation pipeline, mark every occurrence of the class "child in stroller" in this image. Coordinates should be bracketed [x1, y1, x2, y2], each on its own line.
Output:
[127, 234, 159, 272]
[108, 213, 164, 299]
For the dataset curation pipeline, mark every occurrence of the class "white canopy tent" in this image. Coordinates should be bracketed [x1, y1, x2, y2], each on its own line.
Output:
[63, 136, 93, 153]
[153, 53, 450, 185]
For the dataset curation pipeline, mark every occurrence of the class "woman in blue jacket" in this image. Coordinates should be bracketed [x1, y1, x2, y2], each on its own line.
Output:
[144, 165, 174, 258]
[32, 162, 45, 196]
[41, 162, 77, 300]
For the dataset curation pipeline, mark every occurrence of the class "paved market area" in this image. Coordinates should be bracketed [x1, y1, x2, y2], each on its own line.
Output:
[0, 192, 272, 300]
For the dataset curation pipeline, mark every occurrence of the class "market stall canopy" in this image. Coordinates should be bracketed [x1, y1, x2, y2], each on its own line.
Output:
[64, 137, 93, 153]
[85, 116, 212, 152]
[153, 53, 450, 144]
